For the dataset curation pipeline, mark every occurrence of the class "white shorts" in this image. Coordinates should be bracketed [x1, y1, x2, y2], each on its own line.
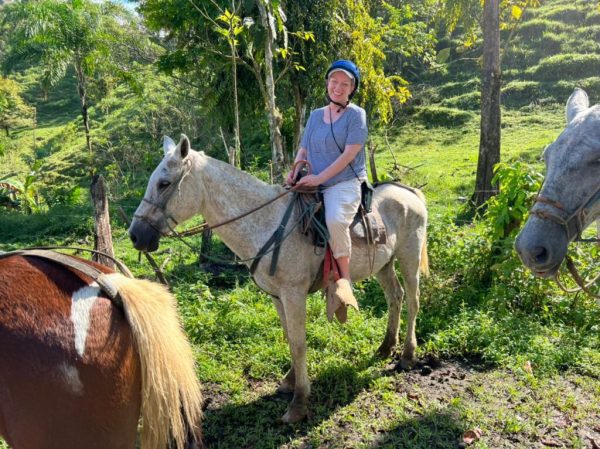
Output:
[322, 178, 362, 259]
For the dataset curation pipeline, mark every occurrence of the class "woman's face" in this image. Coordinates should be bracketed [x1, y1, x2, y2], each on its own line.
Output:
[327, 71, 354, 105]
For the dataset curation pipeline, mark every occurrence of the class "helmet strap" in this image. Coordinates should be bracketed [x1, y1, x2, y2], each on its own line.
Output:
[325, 93, 349, 113]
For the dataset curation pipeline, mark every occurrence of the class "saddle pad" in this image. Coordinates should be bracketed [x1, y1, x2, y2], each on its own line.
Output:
[350, 208, 387, 245]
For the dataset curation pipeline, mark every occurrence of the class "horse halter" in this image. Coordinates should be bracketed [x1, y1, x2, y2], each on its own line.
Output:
[133, 159, 192, 236]
[529, 182, 600, 242]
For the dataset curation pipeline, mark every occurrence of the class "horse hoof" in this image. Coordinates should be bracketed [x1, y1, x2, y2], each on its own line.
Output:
[276, 382, 294, 395]
[399, 357, 417, 370]
[281, 405, 307, 424]
[375, 343, 395, 359]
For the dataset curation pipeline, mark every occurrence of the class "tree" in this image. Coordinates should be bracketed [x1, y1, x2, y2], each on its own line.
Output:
[436, 0, 540, 209]
[472, 0, 500, 208]
[214, 6, 243, 167]
[284, 0, 435, 154]
[2, 0, 139, 172]
[2, 0, 148, 256]
[142, 0, 311, 180]
[0, 76, 34, 137]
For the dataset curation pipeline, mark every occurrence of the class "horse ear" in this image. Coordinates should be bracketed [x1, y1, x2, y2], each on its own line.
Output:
[163, 136, 176, 155]
[566, 88, 589, 124]
[179, 134, 190, 159]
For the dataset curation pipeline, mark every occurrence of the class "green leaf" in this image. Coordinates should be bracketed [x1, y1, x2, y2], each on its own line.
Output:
[437, 48, 451, 64]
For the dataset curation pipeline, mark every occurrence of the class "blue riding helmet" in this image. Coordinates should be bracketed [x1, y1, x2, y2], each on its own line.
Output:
[326, 59, 360, 99]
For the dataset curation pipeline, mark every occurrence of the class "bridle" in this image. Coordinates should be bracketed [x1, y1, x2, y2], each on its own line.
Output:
[529, 182, 600, 298]
[530, 183, 600, 243]
[133, 159, 193, 236]
[131, 160, 317, 257]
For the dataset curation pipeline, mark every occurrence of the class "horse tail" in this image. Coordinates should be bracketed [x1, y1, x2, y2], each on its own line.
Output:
[105, 274, 203, 449]
[412, 188, 430, 278]
[420, 233, 430, 278]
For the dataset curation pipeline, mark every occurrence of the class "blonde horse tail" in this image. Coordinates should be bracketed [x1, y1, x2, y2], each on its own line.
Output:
[412, 188, 430, 278]
[420, 232, 430, 278]
[105, 274, 203, 449]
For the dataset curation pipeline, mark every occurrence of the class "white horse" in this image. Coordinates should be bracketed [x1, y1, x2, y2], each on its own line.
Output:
[129, 135, 428, 423]
[516, 88, 600, 277]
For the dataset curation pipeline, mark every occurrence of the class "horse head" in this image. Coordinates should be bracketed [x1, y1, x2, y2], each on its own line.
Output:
[129, 134, 201, 252]
[515, 88, 600, 277]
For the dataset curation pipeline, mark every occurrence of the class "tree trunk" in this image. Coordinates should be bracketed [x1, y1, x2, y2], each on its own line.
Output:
[292, 83, 306, 158]
[472, 0, 501, 209]
[75, 58, 93, 175]
[257, 0, 285, 182]
[231, 38, 241, 168]
[90, 174, 115, 269]
[199, 229, 213, 264]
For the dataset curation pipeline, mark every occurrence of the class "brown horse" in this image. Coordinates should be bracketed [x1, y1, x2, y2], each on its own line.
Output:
[0, 252, 203, 449]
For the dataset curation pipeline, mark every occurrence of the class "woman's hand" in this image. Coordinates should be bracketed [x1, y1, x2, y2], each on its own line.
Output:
[286, 170, 296, 186]
[295, 174, 322, 187]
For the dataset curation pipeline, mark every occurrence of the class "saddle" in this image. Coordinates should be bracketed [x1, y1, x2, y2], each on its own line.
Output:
[300, 193, 387, 247]
[350, 207, 387, 245]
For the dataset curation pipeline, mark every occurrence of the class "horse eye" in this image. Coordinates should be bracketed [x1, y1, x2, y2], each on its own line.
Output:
[158, 180, 171, 190]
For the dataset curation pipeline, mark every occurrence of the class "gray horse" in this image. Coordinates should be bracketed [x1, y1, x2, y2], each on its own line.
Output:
[129, 135, 428, 423]
[515, 88, 600, 277]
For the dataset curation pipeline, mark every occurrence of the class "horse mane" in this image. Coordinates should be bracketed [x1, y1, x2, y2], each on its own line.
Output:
[106, 274, 203, 449]
[199, 152, 285, 195]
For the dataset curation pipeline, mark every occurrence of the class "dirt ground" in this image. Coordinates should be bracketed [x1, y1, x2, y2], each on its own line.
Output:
[201, 356, 600, 449]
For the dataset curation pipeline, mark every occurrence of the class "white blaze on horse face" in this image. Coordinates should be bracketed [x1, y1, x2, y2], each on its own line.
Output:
[70, 282, 100, 357]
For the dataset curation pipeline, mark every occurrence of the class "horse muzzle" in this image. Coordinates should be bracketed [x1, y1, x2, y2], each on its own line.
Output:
[129, 219, 162, 252]
[515, 217, 568, 278]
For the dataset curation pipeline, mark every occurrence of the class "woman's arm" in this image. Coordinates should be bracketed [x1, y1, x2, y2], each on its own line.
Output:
[295, 143, 362, 187]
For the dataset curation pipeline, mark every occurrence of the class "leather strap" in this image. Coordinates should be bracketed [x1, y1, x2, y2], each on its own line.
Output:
[0, 250, 124, 307]
[250, 195, 298, 276]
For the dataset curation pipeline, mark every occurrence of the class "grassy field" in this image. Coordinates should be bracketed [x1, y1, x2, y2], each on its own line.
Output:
[2, 100, 599, 448]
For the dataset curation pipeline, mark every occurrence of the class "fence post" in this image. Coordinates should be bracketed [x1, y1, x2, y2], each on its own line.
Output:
[91, 174, 115, 268]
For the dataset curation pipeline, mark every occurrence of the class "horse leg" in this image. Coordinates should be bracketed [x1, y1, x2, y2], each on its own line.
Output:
[271, 296, 295, 394]
[375, 260, 405, 358]
[280, 293, 309, 424]
[396, 255, 421, 369]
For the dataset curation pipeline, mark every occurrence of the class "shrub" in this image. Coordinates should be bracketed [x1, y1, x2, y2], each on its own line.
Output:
[484, 162, 543, 239]
[412, 106, 475, 127]
[586, 10, 600, 26]
[527, 53, 600, 81]
[515, 19, 567, 42]
[438, 78, 480, 98]
[441, 91, 480, 110]
[575, 24, 600, 42]
[502, 81, 542, 108]
[556, 77, 600, 98]
[540, 6, 586, 24]
[562, 39, 599, 54]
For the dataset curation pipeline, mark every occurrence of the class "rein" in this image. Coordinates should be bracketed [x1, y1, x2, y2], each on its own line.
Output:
[529, 183, 600, 297]
[554, 255, 600, 299]
[141, 160, 321, 269]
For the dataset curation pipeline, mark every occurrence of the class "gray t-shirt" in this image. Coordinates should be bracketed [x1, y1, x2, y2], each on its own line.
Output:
[300, 103, 368, 187]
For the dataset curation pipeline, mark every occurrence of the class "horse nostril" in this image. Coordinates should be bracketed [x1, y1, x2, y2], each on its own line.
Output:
[531, 246, 548, 264]
[129, 232, 137, 245]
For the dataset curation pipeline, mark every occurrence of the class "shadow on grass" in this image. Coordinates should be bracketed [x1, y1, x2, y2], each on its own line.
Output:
[201, 357, 484, 449]
[367, 410, 465, 449]
[202, 363, 372, 449]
